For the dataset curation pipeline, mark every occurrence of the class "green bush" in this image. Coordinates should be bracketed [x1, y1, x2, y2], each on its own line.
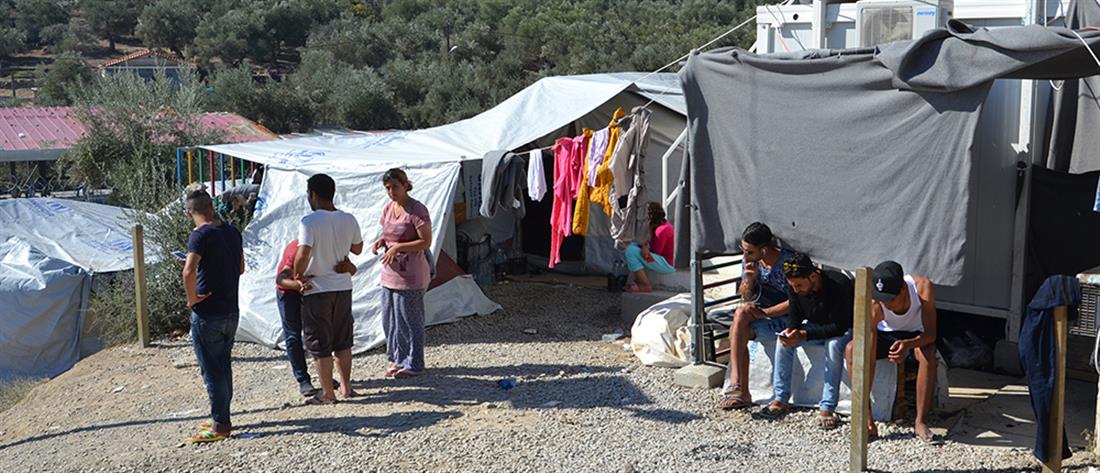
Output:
[64, 70, 230, 344]
[35, 51, 94, 106]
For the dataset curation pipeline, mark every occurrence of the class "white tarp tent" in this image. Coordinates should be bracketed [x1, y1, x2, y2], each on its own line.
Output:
[199, 72, 687, 352]
[0, 198, 149, 381]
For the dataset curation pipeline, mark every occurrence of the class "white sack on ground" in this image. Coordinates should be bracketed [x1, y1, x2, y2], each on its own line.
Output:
[630, 294, 693, 368]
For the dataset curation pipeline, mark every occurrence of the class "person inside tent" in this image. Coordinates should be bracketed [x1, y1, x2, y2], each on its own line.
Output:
[623, 202, 675, 293]
[846, 261, 938, 443]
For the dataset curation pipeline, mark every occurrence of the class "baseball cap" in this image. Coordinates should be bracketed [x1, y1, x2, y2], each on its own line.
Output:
[871, 261, 904, 301]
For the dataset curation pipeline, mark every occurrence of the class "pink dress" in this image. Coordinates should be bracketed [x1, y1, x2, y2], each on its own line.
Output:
[549, 137, 575, 268]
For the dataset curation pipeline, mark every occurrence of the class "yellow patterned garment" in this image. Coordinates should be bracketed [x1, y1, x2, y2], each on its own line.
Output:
[590, 107, 626, 216]
[571, 128, 595, 235]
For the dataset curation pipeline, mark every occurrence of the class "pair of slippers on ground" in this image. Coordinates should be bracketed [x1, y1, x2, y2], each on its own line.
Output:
[718, 384, 942, 444]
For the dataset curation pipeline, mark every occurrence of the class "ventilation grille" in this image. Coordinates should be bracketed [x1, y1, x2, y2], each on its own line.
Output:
[859, 6, 913, 47]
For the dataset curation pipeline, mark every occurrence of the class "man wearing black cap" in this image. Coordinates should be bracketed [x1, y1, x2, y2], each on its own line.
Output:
[755, 252, 853, 430]
[845, 261, 938, 443]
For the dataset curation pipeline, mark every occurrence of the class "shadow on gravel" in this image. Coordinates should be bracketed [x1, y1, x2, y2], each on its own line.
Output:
[237, 410, 463, 438]
[341, 363, 703, 425]
[0, 406, 284, 451]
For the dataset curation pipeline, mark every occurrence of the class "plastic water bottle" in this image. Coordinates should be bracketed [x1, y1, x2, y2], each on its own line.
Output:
[609, 259, 628, 292]
[493, 245, 507, 281]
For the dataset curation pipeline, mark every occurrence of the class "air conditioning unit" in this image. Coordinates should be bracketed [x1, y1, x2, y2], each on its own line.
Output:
[856, 0, 953, 47]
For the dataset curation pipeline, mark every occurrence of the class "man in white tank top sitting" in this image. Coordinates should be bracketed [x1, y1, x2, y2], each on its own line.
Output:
[845, 260, 939, 443]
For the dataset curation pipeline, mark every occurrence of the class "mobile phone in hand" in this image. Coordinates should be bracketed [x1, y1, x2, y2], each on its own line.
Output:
[173, 251, 187, 261]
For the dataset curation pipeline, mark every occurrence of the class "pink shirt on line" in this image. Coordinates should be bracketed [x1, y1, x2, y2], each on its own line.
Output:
[379, 199, 432, 290]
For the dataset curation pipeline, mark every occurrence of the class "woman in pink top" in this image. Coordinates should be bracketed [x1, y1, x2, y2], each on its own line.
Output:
[372, 168, 433, 378]
[624, 202, 676, 293]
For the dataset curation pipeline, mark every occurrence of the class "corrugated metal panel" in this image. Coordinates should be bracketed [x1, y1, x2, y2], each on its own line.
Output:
[0, 108, 278, 153]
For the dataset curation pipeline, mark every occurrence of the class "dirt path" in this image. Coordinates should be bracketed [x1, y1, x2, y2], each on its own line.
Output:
[1, 282, 1096, 472]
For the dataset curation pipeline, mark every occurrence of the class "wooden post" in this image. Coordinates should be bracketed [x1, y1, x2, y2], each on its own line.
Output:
[131, 224, 151, 347]
[1043, 305, 1068, 473]
[850, 266, 874, 473]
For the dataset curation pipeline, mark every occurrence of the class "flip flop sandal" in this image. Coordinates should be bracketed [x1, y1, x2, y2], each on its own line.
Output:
[625, 285, 652, 293]
[918, 432, 942, 445]
[189, 429, 229, 443]
[384, 366, 400, 377]
[304, 395, 337, 406]
[197, 420, 232, 432]
[754, 402, 788, 420]
[393, 369, 425, 379]
[717, 385, 753, 410]
[816, 414, 840, 431]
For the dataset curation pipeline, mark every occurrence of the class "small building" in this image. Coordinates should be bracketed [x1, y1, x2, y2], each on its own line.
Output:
[97, 49, 193, 82]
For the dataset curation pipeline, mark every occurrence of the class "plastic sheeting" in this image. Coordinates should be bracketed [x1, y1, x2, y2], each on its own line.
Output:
[238, 164, 500, 352]
[0, 198, 148, 381]
[630, 294, 693, 368]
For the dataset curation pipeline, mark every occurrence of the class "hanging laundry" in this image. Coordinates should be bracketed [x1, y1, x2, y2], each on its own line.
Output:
[610, 107, 653, 250]
[479, 150, 528, 219]
[527, 149, 546, 202]
[549, 137, 575, 268]
[1019, 275, 1079, 463]
[588, 128, 610, 187]
[590, 107, 626, 216]
[571, 129, 594, 235]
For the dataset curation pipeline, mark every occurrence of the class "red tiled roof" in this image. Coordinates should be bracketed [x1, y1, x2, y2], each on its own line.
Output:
[97, 49, 191, 69]
[0, 107, 278, 152]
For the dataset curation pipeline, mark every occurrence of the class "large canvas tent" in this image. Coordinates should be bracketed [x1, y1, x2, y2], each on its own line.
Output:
[198, 72, 688, 352]
[0, 199, 151, 381]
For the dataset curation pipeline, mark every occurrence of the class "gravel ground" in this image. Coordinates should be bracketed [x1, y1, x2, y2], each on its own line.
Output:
[0, 281, 1096, 472]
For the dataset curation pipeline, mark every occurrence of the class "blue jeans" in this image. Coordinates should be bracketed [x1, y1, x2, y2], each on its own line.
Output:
[191, 312, 238, 426]
[276, 292, 312, 388]
[772, 324, 851, 412]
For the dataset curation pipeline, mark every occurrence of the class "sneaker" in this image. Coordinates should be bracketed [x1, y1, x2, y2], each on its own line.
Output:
[299, 382, 318, 397]
[301, 379, 340, 395]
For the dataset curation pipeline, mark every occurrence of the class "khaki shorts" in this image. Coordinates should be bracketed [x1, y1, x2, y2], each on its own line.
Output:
[301, 290, 354, 357]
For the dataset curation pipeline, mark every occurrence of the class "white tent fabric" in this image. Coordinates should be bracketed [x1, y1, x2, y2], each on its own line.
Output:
[0, 198, 148, 381]
[201, 73, 684, 170]
[198, 72, 686, 352]
[236, 164, 500, 352]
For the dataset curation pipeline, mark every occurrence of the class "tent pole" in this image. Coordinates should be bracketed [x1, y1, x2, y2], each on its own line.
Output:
[131, 224, 151, 348]
[219, 153, 225, 191]
[175, 148, 182, 189]
[849, 267, 874, 472]
[208, 150, 215, 197]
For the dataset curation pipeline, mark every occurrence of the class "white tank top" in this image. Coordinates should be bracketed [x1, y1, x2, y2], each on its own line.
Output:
[877, 275, 924, 332]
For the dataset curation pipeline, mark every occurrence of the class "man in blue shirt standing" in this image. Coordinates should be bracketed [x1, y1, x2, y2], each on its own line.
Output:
[181, 189, 244, 442]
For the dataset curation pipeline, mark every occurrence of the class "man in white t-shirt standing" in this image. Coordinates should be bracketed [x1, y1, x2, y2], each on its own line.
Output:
[293, 173, 363, 404]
